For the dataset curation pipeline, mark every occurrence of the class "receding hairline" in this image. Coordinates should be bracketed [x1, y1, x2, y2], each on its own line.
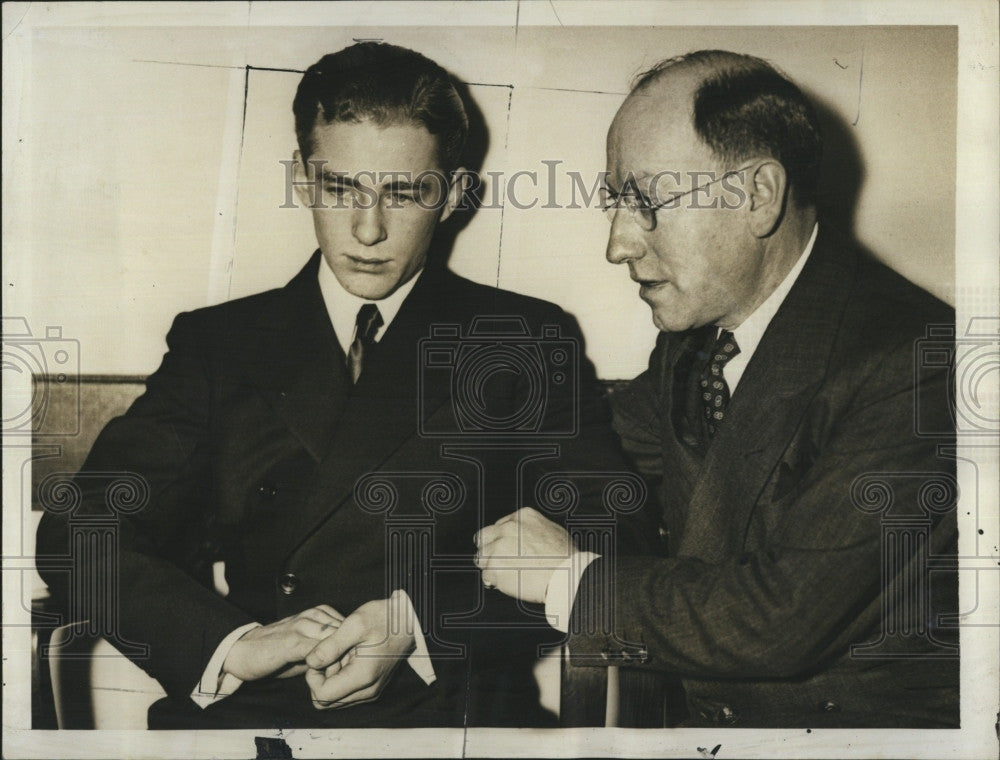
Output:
[631, 50, 786, 95]
[616, 49, 823, 208]
[608, 64, 706, 152]
[621, 50, 799, 132]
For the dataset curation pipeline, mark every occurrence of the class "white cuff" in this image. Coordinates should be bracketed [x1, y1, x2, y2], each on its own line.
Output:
[544, 552, 601, 633]
[190, 622, 260, 708]
[393, 590, 436, 685]
[190, 593, 437, 707]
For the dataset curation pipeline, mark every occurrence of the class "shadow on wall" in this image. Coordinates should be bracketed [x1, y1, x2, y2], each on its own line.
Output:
[809, 89, 873, 261]
[428, 76, 491, 272]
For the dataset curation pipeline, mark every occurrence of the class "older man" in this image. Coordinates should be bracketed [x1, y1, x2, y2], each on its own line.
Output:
[476, 50, 958, 728]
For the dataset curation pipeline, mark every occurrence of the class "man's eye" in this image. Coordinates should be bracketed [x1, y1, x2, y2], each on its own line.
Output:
[385, 191, 415, 206]
[324, 185, 347, 197]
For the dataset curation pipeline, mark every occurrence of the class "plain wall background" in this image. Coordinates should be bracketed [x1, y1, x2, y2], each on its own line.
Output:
[9, 24, 957, 379]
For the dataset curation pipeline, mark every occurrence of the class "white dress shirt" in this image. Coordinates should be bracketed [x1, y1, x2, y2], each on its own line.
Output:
[191, 260, 433, 707]
[544, 223, 820, 633]
[318, 258, 419, 356]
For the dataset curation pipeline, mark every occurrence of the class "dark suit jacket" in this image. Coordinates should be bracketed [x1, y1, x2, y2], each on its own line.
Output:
[568, 228, 959, 728]
[37, 252, 647, 728]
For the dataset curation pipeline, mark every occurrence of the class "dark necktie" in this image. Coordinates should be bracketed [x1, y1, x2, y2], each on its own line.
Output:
[699, 328, 740, 438]
[347, 304, 383, 384]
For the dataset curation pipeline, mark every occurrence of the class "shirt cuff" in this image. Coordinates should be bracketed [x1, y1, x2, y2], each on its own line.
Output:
[190, 622, 260, 708]
[394, 590, 436, 685]
[544, 551, 601, 633]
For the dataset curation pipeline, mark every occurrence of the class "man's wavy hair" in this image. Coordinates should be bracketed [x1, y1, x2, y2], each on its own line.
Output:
[634, 50, 823, 208]
[293, 42, 469, 172]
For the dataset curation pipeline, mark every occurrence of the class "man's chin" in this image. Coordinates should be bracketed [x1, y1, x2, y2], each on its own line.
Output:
[354, 287, 394, 301]
[650, 308, 698, 334]
[648, 305, 676, 333]
[641, 288, 682, 332]
[340, 275, 399, 302]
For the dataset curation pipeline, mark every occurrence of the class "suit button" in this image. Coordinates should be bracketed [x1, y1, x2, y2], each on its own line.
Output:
[278, 573, 298, 595]
[258, 484, 278, 498]
[819, 700, 841, 713]
[720, 705, 738, 725]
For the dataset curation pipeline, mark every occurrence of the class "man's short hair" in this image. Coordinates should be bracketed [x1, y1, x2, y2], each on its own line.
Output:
[293, 42, 469, 172]
[634, 50, 823, 208]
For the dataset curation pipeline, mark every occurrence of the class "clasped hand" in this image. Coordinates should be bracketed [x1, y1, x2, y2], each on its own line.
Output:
[305, 591, 416, 709]
[223, 591, 415, 710]
[473, 507, 576, 604]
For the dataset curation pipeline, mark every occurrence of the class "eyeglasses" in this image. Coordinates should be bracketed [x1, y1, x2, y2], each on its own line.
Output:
[601, 164, 753, 229]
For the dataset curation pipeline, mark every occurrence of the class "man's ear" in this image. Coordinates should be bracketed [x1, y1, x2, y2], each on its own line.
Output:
[745, 160, 787, 238]
[292, 150, 316, 209]
[437, 167, 468, 223]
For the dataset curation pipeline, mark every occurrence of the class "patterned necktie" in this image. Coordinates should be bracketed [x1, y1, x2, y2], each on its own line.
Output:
[347, 304, 383, 384]
[699, 328, 740, 438]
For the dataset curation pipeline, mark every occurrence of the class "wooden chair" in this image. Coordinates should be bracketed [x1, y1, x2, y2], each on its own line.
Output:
[32, 375, 160, 728]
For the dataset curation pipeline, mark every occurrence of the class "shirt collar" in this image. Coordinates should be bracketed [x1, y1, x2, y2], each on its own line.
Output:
[317, 255, 422, 354]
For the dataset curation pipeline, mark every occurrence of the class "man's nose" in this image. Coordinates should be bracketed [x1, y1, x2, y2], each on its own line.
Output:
[352, 202, 387, 246]
[605, 210, 642, 265]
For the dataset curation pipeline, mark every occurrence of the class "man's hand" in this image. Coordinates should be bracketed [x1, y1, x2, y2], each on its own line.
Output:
[304, 591, 417, 709]
[222, 605, 343, 682]
[474, 507, 575, 604]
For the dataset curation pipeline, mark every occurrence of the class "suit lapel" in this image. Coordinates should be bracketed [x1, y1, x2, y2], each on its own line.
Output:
[681, 231, 858, 560]
[235, 252, 351, 462]
[271, 267, 459, 559]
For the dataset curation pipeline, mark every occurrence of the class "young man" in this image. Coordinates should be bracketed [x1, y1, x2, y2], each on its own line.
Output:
[37, 42, 644, 729]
